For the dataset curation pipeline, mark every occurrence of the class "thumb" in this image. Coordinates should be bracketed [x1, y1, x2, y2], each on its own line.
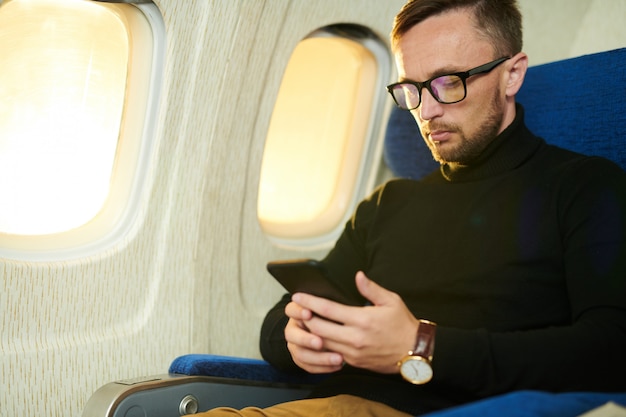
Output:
[355, 271, 395, 306]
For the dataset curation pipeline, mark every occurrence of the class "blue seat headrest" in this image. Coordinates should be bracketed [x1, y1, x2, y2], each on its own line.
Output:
[383, 104, 439, 180]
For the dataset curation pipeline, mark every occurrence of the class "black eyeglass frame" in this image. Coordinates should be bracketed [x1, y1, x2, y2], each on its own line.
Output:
[387, 56, 511, 110]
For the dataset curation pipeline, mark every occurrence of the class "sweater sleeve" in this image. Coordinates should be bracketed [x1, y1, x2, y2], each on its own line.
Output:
[434, 157, 626, 396]
[259, 292, 303, 373]
[433, 307, 626, 396]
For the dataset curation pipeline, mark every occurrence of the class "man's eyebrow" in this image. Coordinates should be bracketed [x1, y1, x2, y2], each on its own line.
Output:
[398, 65, 464, 83]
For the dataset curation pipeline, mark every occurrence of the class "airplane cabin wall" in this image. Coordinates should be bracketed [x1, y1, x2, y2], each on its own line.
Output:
[519, 0, 626, 66]
[192, 0, 405, 359]
[1, 1, 625, 417]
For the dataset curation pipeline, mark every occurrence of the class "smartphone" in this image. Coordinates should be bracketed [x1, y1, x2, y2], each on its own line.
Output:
[267, 259, 366, 306]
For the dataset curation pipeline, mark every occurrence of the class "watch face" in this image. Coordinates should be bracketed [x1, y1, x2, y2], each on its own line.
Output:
[400, 357, 433, 384]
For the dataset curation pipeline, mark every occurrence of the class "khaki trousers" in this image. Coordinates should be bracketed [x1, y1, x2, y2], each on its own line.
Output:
[198, 395, 412, 417]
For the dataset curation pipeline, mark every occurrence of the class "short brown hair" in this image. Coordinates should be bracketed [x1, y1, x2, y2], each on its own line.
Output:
[391, 0, 523, 58]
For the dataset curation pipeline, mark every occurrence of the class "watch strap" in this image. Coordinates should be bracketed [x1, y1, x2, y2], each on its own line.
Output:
[410, 319, 436, 360]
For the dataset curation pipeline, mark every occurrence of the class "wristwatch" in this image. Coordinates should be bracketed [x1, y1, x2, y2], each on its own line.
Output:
[397, 319, 436, 384]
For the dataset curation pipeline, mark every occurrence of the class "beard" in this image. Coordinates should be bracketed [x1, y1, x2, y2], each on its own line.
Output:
[420, 89, 504, 165]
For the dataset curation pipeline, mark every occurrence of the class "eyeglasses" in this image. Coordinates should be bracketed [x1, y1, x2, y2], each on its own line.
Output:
[387, 57, 510, 110]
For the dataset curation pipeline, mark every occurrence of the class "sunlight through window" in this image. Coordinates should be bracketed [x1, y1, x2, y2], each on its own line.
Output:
[0, 0, 163, 259]
[258, 26, 389, 247]
[0, 0, 128, 235]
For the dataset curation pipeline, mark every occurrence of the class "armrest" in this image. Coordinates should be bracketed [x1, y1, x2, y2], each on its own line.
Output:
[82, 373, 315, 417]
[82, 355, 325, 417]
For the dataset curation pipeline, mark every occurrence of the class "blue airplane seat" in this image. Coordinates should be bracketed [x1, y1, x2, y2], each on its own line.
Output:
[82, 47, 626, 417]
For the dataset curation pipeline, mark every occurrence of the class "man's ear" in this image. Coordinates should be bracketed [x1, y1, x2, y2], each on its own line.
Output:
[505, 52, 528, 97]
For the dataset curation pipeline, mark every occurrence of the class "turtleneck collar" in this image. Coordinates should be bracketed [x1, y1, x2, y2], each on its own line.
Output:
[440, 104, 544, 182]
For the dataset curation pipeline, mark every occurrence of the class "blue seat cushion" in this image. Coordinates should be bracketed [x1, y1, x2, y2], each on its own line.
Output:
[422, 390, 626, 417]
[169, 354, 326, 385]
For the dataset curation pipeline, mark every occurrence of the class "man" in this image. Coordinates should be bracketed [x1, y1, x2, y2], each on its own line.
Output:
[205, 0, 626, 415]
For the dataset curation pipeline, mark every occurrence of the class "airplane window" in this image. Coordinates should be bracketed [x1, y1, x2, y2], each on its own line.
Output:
[258, 25, 390, 248]
[0, 0, 164, 259]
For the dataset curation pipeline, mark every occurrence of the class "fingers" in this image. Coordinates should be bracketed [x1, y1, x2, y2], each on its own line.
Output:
[288, 271, 378, 323]
[355, 271, 399, 307]
[285, 299, 313, 321]
[284, 317, 344, 374]
[291, 292, 351, 324]
[285, 315, 323, 350]
[287, 341, 344, 374]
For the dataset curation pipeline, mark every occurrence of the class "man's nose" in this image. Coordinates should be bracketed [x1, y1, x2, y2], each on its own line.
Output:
[418, 87, 443, 121]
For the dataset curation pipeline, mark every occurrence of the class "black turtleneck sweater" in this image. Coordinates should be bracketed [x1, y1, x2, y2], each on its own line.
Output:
[260, 108, 626, 415]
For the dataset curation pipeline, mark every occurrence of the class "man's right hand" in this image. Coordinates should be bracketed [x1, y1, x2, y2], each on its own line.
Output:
[284, 298, 345, 374]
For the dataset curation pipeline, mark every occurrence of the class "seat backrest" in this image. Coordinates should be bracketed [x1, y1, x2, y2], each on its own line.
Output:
[384, 47, 626, 179]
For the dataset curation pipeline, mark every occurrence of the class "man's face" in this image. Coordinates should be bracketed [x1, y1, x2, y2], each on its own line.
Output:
[394, 10, 512, 165]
